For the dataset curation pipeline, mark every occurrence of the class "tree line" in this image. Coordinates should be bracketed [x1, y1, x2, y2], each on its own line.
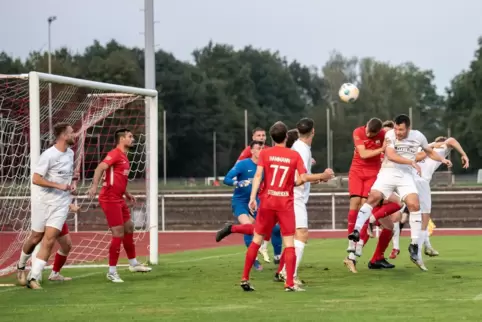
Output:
[1, 37, 481, 177]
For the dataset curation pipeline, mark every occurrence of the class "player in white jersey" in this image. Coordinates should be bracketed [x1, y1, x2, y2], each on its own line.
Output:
[16, 122, 76, 289]
[278, 118, 314, 286]
[348, 114, 452, 270]
[410, 136, 469, 269]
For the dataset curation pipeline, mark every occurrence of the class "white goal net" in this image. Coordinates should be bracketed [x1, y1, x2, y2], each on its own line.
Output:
[0, 72, 158, 276]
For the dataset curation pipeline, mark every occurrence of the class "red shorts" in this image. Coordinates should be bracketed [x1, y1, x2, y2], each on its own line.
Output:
[99, 201, 131, 227]
[254, 207, 295, 237]
[348, 169, 378, 198]
[59, 222, 69, 237]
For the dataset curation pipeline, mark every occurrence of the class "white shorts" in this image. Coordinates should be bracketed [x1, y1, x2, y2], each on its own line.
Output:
[294, 199, 308, 229]
[31, 201, 69, 233]
[415, 178, 431, 214]
[371, 169, 418, 201]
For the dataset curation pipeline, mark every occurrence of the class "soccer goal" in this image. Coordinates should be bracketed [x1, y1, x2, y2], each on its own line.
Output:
[0, 72, 158, 276]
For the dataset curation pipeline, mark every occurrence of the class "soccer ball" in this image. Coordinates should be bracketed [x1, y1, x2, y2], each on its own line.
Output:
[338, 83, 359, 103]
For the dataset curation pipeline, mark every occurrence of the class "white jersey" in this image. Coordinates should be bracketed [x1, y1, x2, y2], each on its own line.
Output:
[292, 139, 312, 204]
[417, 144, 451, 181]
[382, 129, 429, 173]
[33, 146, 74, 207]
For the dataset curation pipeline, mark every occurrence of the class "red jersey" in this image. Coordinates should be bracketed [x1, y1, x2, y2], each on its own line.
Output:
[99, 148, 130, 202]
[258, 146, 307, 210]
[237, 145, 269, 161]
[351, 126, 385, 170]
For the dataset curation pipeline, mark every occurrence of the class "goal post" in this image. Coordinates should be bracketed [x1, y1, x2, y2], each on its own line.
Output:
[0, 72, 158, 276]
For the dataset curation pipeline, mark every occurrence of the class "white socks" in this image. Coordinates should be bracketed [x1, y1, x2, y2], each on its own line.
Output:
[392, 222, 400, 250]
[294, 239, 305, 277]
[30, 259, 47, 281]
[354, 203, 373, 231]
[409, 210, 422, 244]
[424, 235, 432, 248]
[18, 250, 32, 268]
[128, 258, 138, 266]
[259, 240, 268, 252]
[109, 266, 117, 274]
[417, 229, 428, 258]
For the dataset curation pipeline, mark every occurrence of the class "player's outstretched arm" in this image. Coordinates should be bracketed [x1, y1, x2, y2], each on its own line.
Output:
[385, 147, 415, 165]
[353, 129, 386, 159]
[445, 137, 469, 168]
[423, 145, 452, 167]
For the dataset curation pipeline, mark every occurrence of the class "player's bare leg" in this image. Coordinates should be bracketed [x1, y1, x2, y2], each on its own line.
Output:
[49, 234, 72, 281]
[27, 227, 61, 289]
[124, 220, 152, 274]
[17, 231, 44, 286]
[404, 193, 427, 271]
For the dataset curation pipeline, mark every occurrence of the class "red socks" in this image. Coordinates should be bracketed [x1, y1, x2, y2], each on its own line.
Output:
[347, 209, 358, 234]
[283, 247, 296, 288]
[360, 222, 370, 245]
[231, 224, 255, 235]
[109, 236, 122, 267]
[371, 229, 393, 262]
[373, 202, 401, 220]
[123, 233, 136, 259]
[242, 242, 261, 281]
[52, 252, 68, 273]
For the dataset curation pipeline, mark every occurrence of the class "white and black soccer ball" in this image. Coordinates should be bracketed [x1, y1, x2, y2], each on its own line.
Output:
[338, 83, 359, 103]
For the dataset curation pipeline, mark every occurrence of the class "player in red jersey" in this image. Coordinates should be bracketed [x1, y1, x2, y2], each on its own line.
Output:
[345, 118, 387, 272]
[217, 121, 334, 292]
[237, 127, 268, 161]
[87, 128, 151, 283]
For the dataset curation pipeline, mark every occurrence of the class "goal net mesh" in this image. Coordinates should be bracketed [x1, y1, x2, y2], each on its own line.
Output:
[0, 75, 151, 276]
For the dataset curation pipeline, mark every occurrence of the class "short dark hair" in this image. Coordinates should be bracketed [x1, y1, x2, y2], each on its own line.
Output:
[53, 122, 71, 138]
[286, 129, 299, 148]
[296, 118, 314, 136]
[269, 121, 288, 144]
[382, 120, 395, 129]
[115, 128, 131, 144]
[252, 127, 265, 134]
[366, 118, 382, 133]
[434, 136, 447, 143]
[249, 140, 264, 149]
[394, 114, 411, 127]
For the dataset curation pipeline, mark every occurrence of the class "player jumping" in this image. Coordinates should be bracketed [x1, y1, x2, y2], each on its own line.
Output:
[16, 123, 76, 289]
[348, 114, 452, 270]
[87, 128, 151, 283]
[219, 121, 334, 292]
[345, 118, 391, 272]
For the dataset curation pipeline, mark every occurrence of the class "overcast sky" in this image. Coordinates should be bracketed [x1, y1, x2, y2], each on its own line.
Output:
[2, 0, 482, 94]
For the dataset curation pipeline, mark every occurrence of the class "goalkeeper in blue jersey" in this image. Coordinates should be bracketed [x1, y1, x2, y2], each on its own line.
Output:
[221, 140, 282, 270]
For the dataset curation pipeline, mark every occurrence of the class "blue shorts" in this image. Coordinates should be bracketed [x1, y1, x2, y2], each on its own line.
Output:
[232, 202, 256, 219]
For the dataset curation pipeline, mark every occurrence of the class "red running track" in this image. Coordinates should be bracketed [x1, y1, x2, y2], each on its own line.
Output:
[1, 229, 481, 260]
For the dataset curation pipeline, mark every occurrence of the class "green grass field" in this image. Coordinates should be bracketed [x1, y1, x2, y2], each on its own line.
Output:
[1, 236, 481, 321]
